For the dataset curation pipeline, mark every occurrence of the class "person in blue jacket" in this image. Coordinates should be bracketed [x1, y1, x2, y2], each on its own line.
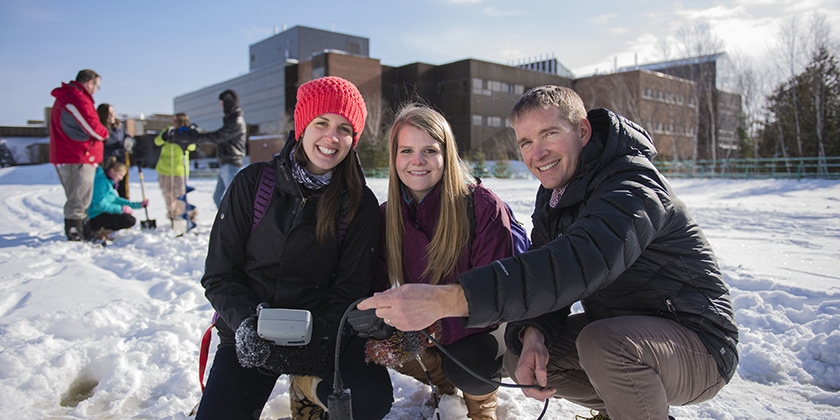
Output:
[88, 156, 148, 238]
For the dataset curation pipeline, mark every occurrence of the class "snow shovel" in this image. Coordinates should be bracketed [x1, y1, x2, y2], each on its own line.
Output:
[123, 151, 131, 199]
[137, 165, 157, 229]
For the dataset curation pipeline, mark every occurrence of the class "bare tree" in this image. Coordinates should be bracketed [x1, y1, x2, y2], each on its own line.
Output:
[362, 94, 388, 147]
[675, 20, 726, 164]
[804, 12, 836, 175]
[776, 15, 806, 157]
[728, 51, 770, 158]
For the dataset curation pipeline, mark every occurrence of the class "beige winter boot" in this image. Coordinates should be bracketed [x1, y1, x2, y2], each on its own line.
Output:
[396, 349, 457, 405]
[289, 375, 328, 420]
[464, 390, 498, 420]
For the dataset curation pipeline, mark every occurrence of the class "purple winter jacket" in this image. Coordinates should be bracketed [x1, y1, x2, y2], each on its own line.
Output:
[375, 182, 514, 344]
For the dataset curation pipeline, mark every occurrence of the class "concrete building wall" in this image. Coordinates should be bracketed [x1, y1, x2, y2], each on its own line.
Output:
[250, 26, 369, 71]
[173, 63, 287, 135]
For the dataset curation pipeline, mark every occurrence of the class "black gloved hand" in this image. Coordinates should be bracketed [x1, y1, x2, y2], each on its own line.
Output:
[234, 305, 339, 376]
[234, 312, 272, 370]
[171, 126, 197, 150]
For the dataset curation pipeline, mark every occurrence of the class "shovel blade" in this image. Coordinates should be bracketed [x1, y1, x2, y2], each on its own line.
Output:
[141, 219, 157, 230]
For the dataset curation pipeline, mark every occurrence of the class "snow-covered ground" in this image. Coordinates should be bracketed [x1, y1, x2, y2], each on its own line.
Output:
[1, 163, 839, 419]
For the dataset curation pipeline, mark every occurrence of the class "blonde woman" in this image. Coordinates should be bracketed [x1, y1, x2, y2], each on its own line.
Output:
[370, 103, 517, 420]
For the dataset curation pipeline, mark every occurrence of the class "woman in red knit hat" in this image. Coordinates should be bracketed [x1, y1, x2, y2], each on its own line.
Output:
[196, 76, 392, 420]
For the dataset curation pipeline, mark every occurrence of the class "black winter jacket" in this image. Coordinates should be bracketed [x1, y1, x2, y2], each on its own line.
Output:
[201, 134, 380, 346]
[196, 107, 246, 166]
[458, 108, 739, 382]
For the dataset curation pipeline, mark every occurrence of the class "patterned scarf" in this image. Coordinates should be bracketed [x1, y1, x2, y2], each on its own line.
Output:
[549, 184, 568, 208]
[290, 146, 332, 190]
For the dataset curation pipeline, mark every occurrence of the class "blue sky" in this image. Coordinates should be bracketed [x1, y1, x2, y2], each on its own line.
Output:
[1, 0, 838, 126]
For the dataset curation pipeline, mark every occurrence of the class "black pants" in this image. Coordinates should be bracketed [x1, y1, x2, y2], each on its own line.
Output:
[89, 213, 136, 231]
[439, 328, 506, 396]
[196, 336, 393, 420]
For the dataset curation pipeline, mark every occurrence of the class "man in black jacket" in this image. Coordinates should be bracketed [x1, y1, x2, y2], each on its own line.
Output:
[360, 86, 738, 419]
[194, 89, 247, 207]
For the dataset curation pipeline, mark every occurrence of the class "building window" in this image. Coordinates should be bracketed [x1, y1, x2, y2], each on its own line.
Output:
[472, 115, 484, 126]
[487, 116, 502, 127]
[472, 78, 484, 95]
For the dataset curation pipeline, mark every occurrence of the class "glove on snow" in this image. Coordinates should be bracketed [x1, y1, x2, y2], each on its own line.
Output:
[235, 305, 340, 376]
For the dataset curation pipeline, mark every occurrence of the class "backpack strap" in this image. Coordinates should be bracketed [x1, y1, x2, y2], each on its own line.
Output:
[251, 165, 276, 234]
[466, 187, 477, 244]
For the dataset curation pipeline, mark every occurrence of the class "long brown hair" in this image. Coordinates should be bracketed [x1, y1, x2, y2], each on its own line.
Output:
[97, 103, 120, 130]
[385, 103, 475, 286]
[293, 141, 363, 243]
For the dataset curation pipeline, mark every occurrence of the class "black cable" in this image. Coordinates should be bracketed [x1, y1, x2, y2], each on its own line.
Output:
[333, 296, 368, 393]
[420, 329, 540, 390]
[334, 301, 551, 420]
[415, 355, 442, 420]
[421, 329, 551, 420]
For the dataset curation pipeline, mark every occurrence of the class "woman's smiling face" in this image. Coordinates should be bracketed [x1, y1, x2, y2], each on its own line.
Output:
[299, 113, 354, 175]
[395, 124, 444, 201]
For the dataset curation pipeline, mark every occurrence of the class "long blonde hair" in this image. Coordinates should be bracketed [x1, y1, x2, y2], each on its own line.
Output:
[385, 103, 475, 286]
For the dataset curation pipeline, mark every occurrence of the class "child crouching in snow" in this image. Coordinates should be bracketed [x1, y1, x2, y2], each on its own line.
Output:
[88, 157, 148, 239]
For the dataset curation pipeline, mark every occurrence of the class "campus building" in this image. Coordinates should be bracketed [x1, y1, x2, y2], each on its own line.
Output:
[617, 53, 742, 160]
[4, 25, 743, 167]
[171, 26, 742, 163]
[574, 70, 699, 161]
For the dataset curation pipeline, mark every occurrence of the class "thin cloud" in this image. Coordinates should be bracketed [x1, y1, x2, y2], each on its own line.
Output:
[483, 6, 521, 17]
[589, 13, 619, 26]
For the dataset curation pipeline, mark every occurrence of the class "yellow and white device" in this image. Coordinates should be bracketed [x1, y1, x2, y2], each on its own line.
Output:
[257, 308, 313, 346]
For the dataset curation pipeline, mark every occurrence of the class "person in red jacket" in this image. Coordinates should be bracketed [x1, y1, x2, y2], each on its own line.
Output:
[49, 69, 109, 241]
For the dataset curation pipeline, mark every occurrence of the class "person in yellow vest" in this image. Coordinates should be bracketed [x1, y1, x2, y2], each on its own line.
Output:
[155, 113, 197, 227]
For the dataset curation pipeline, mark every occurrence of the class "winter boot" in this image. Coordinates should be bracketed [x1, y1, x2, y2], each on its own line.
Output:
[397, 349, 457, 406]
[64, 218, 84, 241]
[289, 375, 328, 420]
[464, 390, 498, 420]
[82, 218, 94, 241]
[94, 228, 115, 241]
[82, 218, 106, 246]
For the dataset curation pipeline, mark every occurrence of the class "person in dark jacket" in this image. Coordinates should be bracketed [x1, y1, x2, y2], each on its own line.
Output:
[97, 103, 134, 198]
[189, 89, 247, 208]
[360, 86, 739, 420]
[196, 76, 392, 420]
[49, 69, 109, 242]
[367, 104, 514, 419]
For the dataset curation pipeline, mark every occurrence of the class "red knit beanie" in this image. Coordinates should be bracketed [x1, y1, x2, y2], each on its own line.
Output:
[294, 76, 367, 147]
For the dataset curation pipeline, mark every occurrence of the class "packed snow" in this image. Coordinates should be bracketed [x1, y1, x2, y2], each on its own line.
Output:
[1, 163, 839, 419]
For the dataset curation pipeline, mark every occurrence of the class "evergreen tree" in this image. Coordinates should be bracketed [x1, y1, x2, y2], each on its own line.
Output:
[760, 48, 840, 159]
[471, 150, 489, 177]
[492, 159, 512, 178]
